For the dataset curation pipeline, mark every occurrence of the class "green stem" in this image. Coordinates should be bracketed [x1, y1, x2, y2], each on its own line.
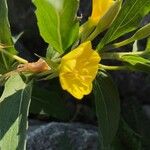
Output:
[113, 38, 134, 48]
[100, 64, 127, 71]
[79, 20, 95, 42]
[0, 48, 28, 64]
[101, 51, 144, 60]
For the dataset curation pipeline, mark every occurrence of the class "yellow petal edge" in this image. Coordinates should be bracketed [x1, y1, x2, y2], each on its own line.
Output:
[59, 41, 101, 100]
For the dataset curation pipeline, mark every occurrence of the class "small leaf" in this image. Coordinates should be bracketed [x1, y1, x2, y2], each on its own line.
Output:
[46, 45, 60, 60]
[93, 71, 120, 149]
[0, 74, 32, 150]
[121, 55, 150, 72]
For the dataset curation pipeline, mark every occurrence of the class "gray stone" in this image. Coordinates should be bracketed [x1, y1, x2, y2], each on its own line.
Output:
[27, 121, 98, 150]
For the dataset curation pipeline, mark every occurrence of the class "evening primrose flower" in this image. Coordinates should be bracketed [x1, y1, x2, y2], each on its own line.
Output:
[90, 0, 114, 24]
[59, 41, 100, 99]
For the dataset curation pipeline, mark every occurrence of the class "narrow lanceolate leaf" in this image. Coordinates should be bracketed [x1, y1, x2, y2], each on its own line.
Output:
[94, 71, 120, 149]
[121, 55, 150, 72]
[33, 0, 79, 54]
[113, 23, 150, 48]
[0, 74, 32, 150]
[98, 0, 150, 51]
[0, 0, 16, 73]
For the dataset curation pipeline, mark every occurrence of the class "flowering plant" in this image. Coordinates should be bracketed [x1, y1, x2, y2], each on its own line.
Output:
[0, 0, 150, 149]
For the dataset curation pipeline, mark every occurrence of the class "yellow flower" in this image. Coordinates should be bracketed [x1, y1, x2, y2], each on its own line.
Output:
[59, 41, 100, 99]
[90, 0, 114, 24]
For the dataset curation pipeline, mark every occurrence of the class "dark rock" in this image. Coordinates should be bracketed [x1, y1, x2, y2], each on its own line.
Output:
[143, 105, 150, 119]
[79, 0, 91, 23]
[27, 121, 98, 150]
[111, 71, 150, 104]
[7, 0, 47, 60]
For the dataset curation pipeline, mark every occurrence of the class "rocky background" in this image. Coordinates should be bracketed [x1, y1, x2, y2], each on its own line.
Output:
[6, 0, 150, 149]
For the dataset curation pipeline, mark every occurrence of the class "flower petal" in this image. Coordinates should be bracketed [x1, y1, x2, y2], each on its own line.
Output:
[59, 41, 100, 100]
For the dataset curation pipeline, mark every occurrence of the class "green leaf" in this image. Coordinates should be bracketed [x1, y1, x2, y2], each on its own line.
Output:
[93, 71, 120, 149]
[121, 55, 150, 72]
[46, 44, 60, 60]
[30, 83, 73, 120]
[0, 74, 32, 150]
[112, 118, 142, 150]
[33, 0, 79, 54]
[97, 0, 150, 51]
[0, 0, 16, 73]
[113, 23, 150, 48]
[146, 37, 150, 51]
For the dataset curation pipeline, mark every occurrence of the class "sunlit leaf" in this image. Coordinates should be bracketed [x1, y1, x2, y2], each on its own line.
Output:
[113, 23, 150, 48]
[0, 74, 32, 150]
[33, 0, 79, 54]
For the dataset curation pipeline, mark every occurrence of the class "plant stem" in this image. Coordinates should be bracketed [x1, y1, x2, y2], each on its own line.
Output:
[0, 48, 28, 64]
[113, 38, 134, 48]
[100, 64, 127, 71]
[101, 51, 144, 60]
[79, 21, 95, 42]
